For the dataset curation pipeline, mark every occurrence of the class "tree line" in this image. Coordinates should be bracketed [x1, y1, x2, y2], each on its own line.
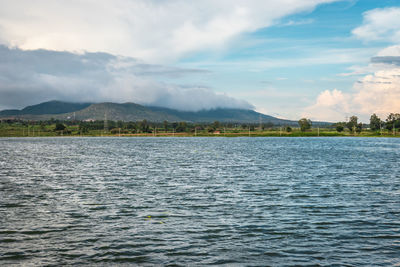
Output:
[297, 112, 400, 133]
[2, 112, 399, 135]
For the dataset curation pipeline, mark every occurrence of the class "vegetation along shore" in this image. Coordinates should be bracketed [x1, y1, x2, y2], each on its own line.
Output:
[1, 113, 399, 138]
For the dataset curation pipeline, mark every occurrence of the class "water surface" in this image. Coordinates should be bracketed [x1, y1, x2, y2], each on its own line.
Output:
[1, 137, 400, 265]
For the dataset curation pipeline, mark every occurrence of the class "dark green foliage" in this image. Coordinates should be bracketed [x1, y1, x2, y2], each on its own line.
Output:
[347, 116, 358, 132]
[54, 123, 66, 131]
[78, 123, 89, 133]
[116, 120, 124, 128]
[126, 122, 137, 130]
[386, 113, 400, 131]
[207, 126, 215, 133]
[176, 122, 187, 132]
[356, 123, 363, 134]
[110, 128, 121, 134]
[336, 124, 344, 132]
[369, 114, 382, 131]
[139, 120, 152, 133]
[298, 118, 312, 132]
[286, 126, 292, 132]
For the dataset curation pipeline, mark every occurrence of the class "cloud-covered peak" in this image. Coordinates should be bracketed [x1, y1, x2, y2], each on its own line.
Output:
[0, 46, 253, 111]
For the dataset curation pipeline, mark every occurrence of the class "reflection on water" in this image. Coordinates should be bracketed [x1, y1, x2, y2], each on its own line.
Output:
[1, 137, 400, 265]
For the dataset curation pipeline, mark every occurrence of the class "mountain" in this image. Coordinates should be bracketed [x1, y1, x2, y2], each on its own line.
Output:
[0, 100, 328, 125]
[69, 102, 182, 122]
[147, 106, 296, 124]
[0, 100, 91, 116]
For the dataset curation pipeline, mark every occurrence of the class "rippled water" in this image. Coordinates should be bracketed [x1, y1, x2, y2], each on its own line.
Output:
[1, 137, 400, 266]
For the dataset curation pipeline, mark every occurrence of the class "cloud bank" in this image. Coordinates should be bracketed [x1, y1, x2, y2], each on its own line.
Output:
[0, 46, 252, 111]
[0, 0, 337, 62]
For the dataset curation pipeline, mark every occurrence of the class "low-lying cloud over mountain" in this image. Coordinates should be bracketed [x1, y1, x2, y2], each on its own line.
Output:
[0, 45, 253, 111]
[0, 0, 343, 118]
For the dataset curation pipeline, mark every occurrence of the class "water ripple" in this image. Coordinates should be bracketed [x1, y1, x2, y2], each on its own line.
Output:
[1, 137, 400, 265]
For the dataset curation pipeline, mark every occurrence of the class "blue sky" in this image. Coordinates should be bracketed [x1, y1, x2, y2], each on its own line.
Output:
[173, 0, 400, 120]
[0, 0, 399, 122]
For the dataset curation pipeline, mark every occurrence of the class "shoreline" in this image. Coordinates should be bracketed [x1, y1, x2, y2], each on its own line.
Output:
[1, 134, 399, 138]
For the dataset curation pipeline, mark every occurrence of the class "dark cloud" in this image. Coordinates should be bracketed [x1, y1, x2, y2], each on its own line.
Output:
[0, 45, 252, 111]
[371, 56, 400, 66]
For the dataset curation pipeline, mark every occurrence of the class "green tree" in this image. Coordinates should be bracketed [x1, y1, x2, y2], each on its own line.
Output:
[356, 123, 363, 134]
[386, 113, 400, 131]
[176, 122, 187, 132]
[298, 118, 312, 132]
[40, 122, 46, 131]
[347, 116, 358, 132]
[207, 126, 215, 133]
[369, 113, 382, 131]
[117, 120, 124, 128]
[285, 126, 292, 132]
[126, 122, 136, 130]
[163, 120, 168, 132]
[54, 123, 66, 131]
[139, 119, 150, 133]
[78, 123, 89, 134]
[335, 123, 344, 132]
[212, 121, 220, 130]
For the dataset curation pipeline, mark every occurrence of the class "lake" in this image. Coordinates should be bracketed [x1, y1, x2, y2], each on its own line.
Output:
[1, 137, 400, 265]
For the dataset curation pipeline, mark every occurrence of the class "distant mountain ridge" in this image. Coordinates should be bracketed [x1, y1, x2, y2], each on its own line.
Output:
[0, 100, 329, 125]
[0, 100, 91, 116]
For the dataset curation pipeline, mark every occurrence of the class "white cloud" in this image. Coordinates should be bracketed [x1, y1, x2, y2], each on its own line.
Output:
[352, 68, 400, 117]
[303, 89, 351, 122]
[280, 18, 314, 26]
[352, 7, 400, 43]
[304, 67, 400, 122]
[305, 10, 400, 122]
[377, 45, 400, 56]
[0, 0, 338, 62]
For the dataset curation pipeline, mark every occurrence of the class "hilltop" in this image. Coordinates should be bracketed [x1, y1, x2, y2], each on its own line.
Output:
[0, 100, 328, 126]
